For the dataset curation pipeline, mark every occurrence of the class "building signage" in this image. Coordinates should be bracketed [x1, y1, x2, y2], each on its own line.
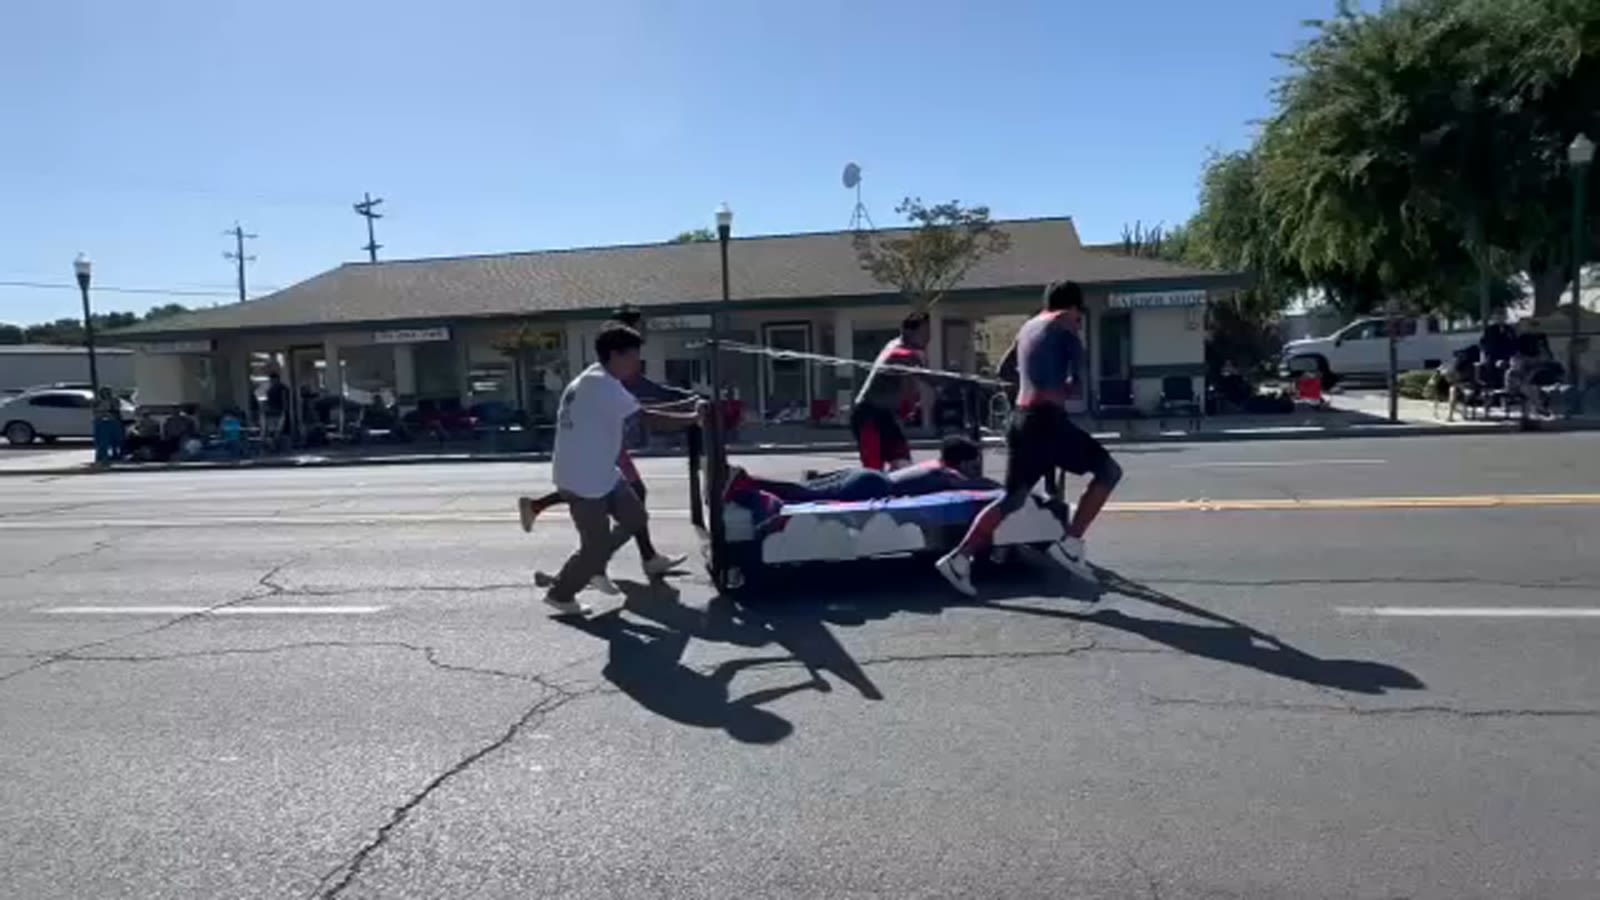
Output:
[138, 339, 214, 354]
[373, 326, 451, 344]
[650, 314, 713, 331]
[1107, 290, 1208, 310]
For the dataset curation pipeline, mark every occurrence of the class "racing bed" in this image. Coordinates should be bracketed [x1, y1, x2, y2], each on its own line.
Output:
[685, 425, 1067, 594]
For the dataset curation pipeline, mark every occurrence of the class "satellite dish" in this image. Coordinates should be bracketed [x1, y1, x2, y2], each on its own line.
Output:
[842, 162, 861, 190]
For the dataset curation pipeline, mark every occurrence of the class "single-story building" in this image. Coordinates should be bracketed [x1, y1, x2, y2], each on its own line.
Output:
[110, 217, 1244, 430]
[0, 344, 135, 395]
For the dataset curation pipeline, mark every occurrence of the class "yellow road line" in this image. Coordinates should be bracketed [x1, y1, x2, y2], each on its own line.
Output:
[1107, 494, 1600, 513]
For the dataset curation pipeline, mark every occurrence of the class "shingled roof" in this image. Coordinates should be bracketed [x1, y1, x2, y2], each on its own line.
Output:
[116, 217, 1237, 339]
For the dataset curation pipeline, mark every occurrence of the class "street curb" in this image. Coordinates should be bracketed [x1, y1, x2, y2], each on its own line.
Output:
[4, 418, 1594, 477]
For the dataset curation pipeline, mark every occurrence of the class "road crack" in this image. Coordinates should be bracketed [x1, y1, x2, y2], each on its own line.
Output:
[307, 685, 589, 899]
[65, 640, 563, 687]
[15, 533, 128, 577]
[0, 546, 356, 687]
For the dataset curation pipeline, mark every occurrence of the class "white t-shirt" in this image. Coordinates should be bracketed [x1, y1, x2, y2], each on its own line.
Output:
[552, 364, 642, 499]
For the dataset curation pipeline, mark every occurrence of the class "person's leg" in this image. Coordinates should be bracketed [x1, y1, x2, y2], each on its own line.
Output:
[92, 420, 110, 465]
[545, 485, 643, 612]
[936, 411, 1044, 596]
[879, 415, 913, 471]
[518, 491, 566, 532]
[627, 479, 687, 576]
[1043, 417, 1122, 582]
[850, 402, 885, 471]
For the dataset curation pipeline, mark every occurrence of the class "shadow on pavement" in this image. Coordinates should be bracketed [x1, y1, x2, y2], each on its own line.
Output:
[558, 557, 1424, 741]
[983, 564, 1427, 696]
[558, 581, 829, 745]
[741, 555, 1425, 697]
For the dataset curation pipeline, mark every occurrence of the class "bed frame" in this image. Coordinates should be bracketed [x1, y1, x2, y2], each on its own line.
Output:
[686, 418, 1068, 595]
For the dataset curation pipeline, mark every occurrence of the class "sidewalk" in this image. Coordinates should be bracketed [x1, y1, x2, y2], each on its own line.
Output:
[3, 395, 1593, 477]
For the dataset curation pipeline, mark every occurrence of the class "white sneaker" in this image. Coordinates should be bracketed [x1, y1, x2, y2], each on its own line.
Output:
[642, 553, 688, 577]
[936, 551, 977, 598]
[1048, 536, 1098, 583]
[542, 593, 589, 616]
[589, 575, 622, 595]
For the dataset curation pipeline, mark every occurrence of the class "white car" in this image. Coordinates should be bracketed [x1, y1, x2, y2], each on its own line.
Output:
[0, 388, 134, 445]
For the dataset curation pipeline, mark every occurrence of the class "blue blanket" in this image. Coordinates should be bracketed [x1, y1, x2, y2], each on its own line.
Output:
[764, 488, 1005, 533]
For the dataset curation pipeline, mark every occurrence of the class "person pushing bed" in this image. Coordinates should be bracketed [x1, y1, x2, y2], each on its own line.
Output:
[851, 311, 933, 472]
[537, 322, 705, 616]
[936, 280, 1123, 596]
[519, 304, 699, 594]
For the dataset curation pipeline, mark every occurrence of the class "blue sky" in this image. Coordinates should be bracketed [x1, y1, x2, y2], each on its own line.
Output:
[1, 0, 1349, 324]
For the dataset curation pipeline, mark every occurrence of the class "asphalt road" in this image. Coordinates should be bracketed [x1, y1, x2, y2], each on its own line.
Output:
[2, 433, 1598, 899]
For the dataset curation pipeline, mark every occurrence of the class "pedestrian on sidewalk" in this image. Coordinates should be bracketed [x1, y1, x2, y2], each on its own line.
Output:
[92, 387, 124, 466]
[539, 323, 705, 616]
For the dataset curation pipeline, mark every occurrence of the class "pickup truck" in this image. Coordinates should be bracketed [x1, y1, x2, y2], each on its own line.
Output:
[1281, 316, 1478, 380]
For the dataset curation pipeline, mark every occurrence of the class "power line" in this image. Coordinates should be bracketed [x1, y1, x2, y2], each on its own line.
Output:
[223, 223, 258, 304]
[0, 280, 246, 298]
[353, 192, 384, 262]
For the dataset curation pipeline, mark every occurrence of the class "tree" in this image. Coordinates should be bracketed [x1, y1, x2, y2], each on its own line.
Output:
[142, 303, 190, 322]
[853, 198, 1011, 310]
[1255, 0, 1599, 317]
[5, 303, 192, 347]
[670, 228, 717, 244]
[490, 322, 561, 415]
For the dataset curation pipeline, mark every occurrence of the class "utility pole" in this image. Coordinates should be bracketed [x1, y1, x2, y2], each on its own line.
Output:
[353, 192, 384, 262]
[223, 223, 257, 303]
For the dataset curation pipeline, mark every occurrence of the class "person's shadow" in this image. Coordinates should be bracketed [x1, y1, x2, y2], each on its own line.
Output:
[557, 582, 837, 745]
[985, 564, 1426, 695]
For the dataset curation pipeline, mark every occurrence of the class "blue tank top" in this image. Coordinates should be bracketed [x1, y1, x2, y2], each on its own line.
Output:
[1015, 312, 1081, 406]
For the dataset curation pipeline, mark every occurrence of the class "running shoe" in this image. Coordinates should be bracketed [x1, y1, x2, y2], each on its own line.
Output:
[542, 593, 589, 616]
[518, 497, 536, 533]
[535, 571, 621, 595]
[1047, 536, 1098, 584]
[936, 551, 977, 598]
[642, 553, 688, 577]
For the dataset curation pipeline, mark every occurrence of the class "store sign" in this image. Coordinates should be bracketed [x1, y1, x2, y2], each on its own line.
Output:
[138, 339, 213, 354]
[1107, 290, 1207, 310]
[373, 326, 451, 344]
[650, 314, 713, 331]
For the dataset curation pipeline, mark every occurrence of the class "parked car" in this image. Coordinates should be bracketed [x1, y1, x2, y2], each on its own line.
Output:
[0, 387, 134, 445]
[1281, 316, 1477, 381]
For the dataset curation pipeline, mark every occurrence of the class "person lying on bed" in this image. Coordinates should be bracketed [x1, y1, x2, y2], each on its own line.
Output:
[725, 435, 993, 516]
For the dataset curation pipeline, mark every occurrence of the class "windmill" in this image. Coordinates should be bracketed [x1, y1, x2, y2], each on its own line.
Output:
[843, 162, 875, 232]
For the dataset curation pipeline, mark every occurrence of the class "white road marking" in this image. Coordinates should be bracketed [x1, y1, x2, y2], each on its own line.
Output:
[1175, 459, 1387, 469]
[0, 510, 697, 530]
[38, 605, 388, 616]
[1338, 606, 1600, 619]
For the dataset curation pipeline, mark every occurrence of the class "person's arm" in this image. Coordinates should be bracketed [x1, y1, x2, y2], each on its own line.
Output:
[641, 400, 707, 432]
[643, 396, 702, 413]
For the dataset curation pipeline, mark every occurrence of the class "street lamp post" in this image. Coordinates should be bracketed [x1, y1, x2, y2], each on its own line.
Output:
[705, 202, 734, 585]
[1568, 133, 1593, 415]
[73, 253, 101, 397]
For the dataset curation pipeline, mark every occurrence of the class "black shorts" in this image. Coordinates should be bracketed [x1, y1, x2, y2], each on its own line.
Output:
[849, 401, 909, 470]
[1004, 404, 1113, 493]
